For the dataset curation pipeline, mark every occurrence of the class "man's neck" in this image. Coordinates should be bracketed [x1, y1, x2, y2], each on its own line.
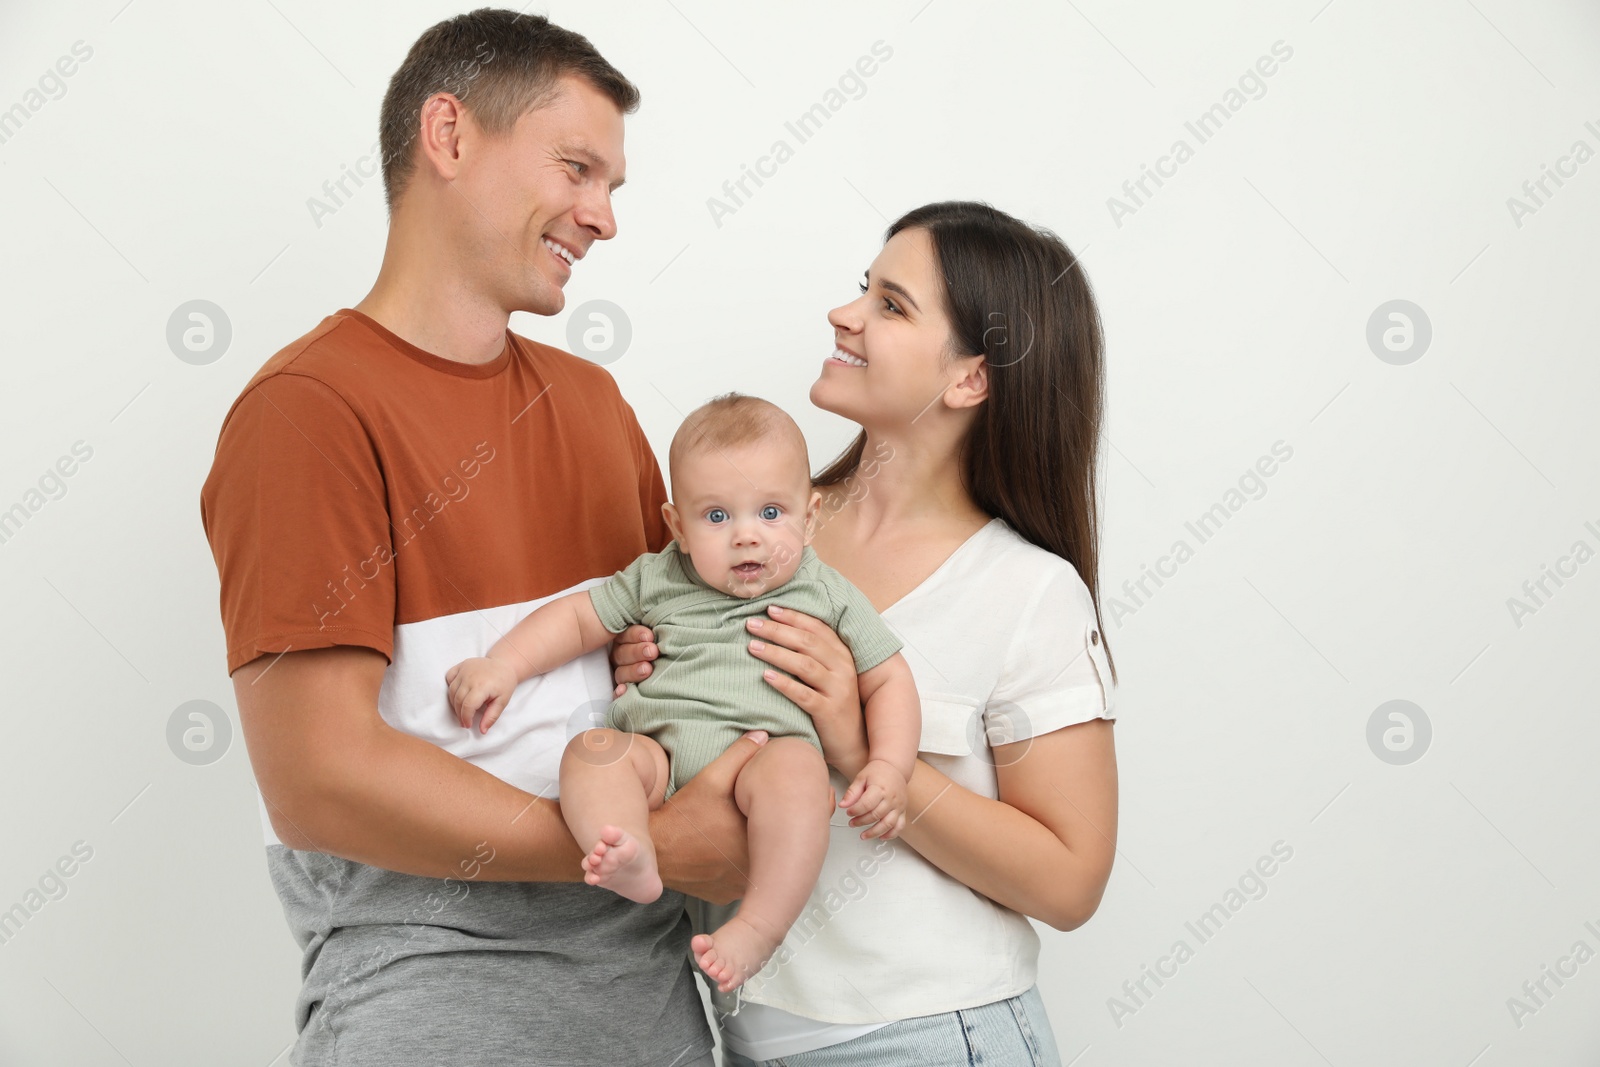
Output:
[353, 221, 512, 367]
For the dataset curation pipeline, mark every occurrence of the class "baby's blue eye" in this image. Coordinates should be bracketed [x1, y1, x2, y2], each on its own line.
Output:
[760, 505, 782, 521]
[706, 508, 728, 524]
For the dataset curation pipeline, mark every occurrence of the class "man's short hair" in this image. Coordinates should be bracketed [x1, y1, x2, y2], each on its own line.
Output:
[668, 393, 811, 491]
[378, 8, 640, 212]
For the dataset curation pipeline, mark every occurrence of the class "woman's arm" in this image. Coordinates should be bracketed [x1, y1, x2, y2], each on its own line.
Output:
[893, 721, 1117, 931]
[741, 606, 1119, 932]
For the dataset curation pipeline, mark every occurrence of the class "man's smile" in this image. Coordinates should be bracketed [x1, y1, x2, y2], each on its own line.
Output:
[542, 236, 579, 271]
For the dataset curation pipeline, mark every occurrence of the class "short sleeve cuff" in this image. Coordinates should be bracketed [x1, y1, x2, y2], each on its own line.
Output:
[985, 618, 1116, 741]
[226, 625, 394, 676]
[587, 584, 631, 635]
[849, 634, 903, 676]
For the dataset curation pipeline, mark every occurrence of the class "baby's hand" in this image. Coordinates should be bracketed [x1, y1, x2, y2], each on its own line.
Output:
[445, 657, 519, 733]
[838, 759, 908, 841]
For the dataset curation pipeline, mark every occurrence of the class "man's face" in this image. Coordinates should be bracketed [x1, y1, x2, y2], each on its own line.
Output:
[457, 74, 626, 316]
[663, 443, 823, 599]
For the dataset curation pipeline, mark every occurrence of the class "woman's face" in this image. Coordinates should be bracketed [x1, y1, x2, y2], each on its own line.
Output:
[812, 227, 974, 429]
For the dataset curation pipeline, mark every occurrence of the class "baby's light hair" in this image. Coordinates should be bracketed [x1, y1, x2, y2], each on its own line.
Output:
[668, 393, 810, 491]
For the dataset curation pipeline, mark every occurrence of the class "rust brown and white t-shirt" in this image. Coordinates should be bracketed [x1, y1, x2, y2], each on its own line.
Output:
[199, 308, 712, 1066]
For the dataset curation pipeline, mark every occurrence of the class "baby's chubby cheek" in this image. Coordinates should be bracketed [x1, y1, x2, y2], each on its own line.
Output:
[764, 546, 806, 587]
[687, 554, 755, 598]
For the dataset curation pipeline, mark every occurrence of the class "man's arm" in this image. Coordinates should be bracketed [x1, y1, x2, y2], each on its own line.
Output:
[239, 642, 761, 901]
[236, 645, 586, 882]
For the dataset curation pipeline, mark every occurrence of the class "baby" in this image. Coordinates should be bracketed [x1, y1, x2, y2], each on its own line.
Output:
[444, 392, 920, 992]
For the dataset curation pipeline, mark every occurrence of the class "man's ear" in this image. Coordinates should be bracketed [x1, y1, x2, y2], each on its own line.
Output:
[661, 502, 684, 545]
[416, 91, 469, 185]
[802, 489, 823, 544]
[944, 354, 988, 411]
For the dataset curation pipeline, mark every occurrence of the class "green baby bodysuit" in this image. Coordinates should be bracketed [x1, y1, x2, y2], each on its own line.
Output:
[587, 542, 903, 798]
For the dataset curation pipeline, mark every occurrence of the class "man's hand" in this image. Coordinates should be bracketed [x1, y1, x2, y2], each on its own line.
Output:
[445, 657, 519, 733]
[838, 758, 907, 840]
[649, 730, 767, 905]
[610, 624, 658, 697]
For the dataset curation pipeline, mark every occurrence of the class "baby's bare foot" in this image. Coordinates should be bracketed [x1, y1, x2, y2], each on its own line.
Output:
[691, 914, 784, 993]
[580, 825, 662, 903]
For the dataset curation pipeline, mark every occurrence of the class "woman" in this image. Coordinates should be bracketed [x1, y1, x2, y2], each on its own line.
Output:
[616, 200, 1118, 1065]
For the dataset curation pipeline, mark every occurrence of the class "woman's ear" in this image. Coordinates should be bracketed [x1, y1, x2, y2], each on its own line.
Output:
[944, 354, 989, 411]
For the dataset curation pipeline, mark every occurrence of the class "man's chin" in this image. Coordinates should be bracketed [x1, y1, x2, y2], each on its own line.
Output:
[520, 285, 565, 318]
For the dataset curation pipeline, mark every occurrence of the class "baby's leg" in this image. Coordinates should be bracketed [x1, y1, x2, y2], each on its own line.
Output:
[559, 728, 670, 903]
[691, 737, 832, 993]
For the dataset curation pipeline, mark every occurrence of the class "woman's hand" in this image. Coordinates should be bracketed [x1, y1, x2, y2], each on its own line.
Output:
[745, 606, 870, 780]
[609, 624, 657, 698]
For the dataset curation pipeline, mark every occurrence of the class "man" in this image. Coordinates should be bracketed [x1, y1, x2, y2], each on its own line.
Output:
[200, 11, 761, 1065]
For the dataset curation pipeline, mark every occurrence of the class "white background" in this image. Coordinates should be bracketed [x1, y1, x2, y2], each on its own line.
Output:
[1, 1, 1597, 1064]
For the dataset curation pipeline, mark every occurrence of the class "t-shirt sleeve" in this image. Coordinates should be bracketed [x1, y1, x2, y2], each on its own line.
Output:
[587, 550, 655, 635]
[827, 574, 904, 675]
[985, 562, 1115, 740]
[199, 374, 396, 675]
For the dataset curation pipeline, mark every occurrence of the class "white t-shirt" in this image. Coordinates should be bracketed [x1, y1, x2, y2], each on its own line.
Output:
[713, 516, 1118, 1060]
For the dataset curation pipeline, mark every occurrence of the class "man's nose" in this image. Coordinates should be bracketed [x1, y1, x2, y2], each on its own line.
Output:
[575, 187, 618, 241]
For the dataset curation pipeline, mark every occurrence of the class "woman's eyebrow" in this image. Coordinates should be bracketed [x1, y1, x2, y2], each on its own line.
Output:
[865, 270, 920, 312]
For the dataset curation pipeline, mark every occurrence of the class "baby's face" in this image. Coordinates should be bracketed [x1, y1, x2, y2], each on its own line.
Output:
[664, 441, 822, 599]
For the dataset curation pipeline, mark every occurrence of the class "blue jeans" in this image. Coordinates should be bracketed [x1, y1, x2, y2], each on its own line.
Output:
[720, 986, 1062, 1067]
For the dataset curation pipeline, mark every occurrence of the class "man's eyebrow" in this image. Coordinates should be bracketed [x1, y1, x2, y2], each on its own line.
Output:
[559, 142, 626, 191]
[865, 269, 920, 312]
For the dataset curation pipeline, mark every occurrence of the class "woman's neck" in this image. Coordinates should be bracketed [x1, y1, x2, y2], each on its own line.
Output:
[842, 428, 987, 538]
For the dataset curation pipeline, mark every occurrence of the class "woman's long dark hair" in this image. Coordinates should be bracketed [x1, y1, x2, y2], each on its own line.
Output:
[815, 200, 1115, 680]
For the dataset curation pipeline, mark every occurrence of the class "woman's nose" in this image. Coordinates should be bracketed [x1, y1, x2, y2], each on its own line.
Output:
[827, 301, 863, 332]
